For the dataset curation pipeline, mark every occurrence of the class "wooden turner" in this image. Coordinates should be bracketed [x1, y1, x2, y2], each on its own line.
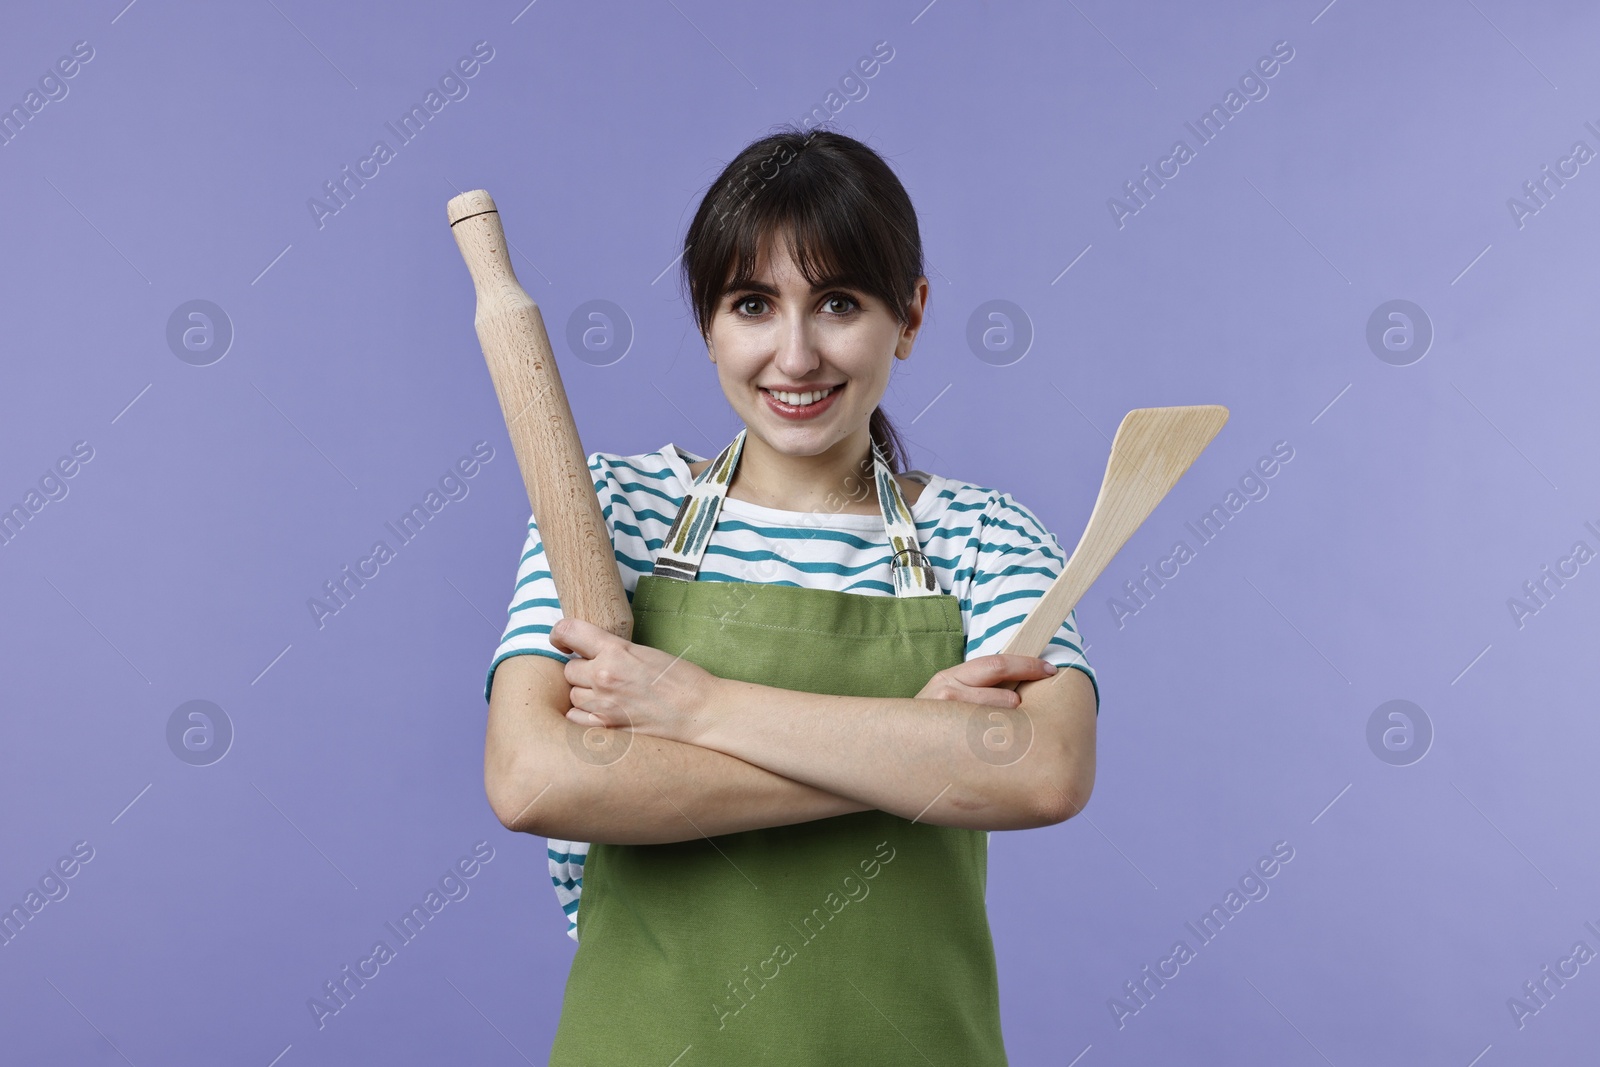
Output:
[998, 405, 1230, 676]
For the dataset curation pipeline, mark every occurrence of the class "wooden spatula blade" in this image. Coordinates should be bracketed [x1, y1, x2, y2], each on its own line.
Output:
[1000, 404, 1229, 661]
[1098, 404, 1230, 548]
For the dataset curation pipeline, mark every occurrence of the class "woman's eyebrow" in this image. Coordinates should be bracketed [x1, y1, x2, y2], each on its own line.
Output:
[723, 274, 862, 296]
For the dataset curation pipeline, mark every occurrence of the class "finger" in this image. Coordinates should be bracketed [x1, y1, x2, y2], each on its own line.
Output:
[958, 684, 1022, 709]
[550, 617, 616, 658]
[929, 679, 1021, 708]
[996, 654, 1058, 674]
[562, 658, 592, 690]
[983, 655, 1060, 680]
[961, 656, 1017, 683]
[1026, 657, 1060, 677]
[942, 661, 1001, 688]
[550, 619, 571, 653]
[566, 707, 604, 727]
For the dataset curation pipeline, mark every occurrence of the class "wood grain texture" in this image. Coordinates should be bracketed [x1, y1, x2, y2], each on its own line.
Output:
[448, 189, 632, 642]
[1001, 404, 1230, 665]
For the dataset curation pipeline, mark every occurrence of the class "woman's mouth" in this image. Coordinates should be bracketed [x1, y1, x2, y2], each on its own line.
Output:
[761, 383, 844, 420]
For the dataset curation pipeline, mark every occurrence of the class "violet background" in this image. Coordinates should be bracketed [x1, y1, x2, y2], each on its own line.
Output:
[2, 1, 1597, 1063]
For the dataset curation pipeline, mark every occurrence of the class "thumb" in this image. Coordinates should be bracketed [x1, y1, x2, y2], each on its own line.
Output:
[983, 654, 1060, 680]
[550, 618, 590, 656]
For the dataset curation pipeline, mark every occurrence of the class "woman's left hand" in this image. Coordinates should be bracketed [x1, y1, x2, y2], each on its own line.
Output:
[549, 618, 717, 742]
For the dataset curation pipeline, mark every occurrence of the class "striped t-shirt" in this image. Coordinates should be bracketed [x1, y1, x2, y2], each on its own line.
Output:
[484, 442, 1098, 941]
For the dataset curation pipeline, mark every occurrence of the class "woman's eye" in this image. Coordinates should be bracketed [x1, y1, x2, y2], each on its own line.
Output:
[730, 294, 857, 317]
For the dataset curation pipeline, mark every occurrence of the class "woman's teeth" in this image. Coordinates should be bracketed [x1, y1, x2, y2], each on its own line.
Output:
[765, 386, 836, 406]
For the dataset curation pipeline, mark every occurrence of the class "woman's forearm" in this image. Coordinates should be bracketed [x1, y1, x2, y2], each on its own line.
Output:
[487, 653, 870, 844]
[682, 672, 1095, 831]
[534, 722, 874, 843]
[506, 715, 873, 845]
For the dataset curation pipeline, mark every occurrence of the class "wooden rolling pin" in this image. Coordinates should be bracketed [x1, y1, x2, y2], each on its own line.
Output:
[447, 189, 632, 642]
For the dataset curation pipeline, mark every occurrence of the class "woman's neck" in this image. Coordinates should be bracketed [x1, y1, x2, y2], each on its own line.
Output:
[737, 430, 876, 512]
[691, 429, 887, 514]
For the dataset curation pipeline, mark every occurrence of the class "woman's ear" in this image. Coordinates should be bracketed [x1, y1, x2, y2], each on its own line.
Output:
[895, 278, 930, 360]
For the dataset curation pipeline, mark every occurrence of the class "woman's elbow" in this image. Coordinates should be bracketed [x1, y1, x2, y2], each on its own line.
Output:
[1016, 668, 1097, 827]
[485, 753, 563, 835]
[483, 654, 579, 834]
[1030, 765, 1094, 827]
[484, 759, 526, 833]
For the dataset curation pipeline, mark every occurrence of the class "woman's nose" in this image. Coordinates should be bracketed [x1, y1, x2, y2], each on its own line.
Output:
[772, 316, 821, 374]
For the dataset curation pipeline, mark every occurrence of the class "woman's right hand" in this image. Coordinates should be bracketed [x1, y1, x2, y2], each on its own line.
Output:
[916, 655, 1059, 708]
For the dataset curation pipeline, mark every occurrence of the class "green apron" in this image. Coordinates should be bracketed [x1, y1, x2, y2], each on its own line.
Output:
[549, 430, 1009, 1065]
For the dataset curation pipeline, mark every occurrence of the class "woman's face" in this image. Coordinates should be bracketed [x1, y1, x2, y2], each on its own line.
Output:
[705, 231, 927, 461]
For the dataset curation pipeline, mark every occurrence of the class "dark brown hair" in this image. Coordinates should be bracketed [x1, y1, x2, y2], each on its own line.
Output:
[679, 126, 922, 473]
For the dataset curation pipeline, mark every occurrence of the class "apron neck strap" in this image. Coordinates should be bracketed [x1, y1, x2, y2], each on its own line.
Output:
[652, 427, 940, 597]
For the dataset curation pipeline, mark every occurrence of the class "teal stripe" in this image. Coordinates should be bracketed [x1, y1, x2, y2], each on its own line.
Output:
[500, 623, 559, 641]
[840, 578, 896, 594]
[609, 517, 652, 542]
[969, 610, 1043, 649]
[613, 508, 988, 547]
[542, 493, 994, 549]
[521, 566, 560, 591]
[617, 553, 654, 575]
[623, 505, 681, 528]
[595, 541, 653, 569]
[972, 562, 1058, 584]
[714, 517, 893, 550]
[659, 571, 901, 596]
[627, 531, 985, 563]
[968, 613, 1083, 654]
[702, 545, 895, 578]
[970, 587, 1048, 619]
[985, 538, 1064, 565]
[513, 569, 554, 592]
[990, 496, 1050, 531]
[692, 573, 806, 589]
[921, 519, 978, 536]
[603, 455, 682, 481]
[507, 596, 562, 614]
[611, 478, 685, 508]
[985, 509, 1049, 537]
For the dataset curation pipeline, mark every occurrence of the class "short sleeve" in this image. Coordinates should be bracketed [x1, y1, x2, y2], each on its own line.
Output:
[483, 452, 613, 704]
[964, 491, 1099, 713]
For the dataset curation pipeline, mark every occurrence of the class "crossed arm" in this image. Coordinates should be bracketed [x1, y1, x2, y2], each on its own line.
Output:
[483, 637, 1097, 845]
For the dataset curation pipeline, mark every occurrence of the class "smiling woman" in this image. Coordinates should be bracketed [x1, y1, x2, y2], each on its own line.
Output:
[482, 126, 1097, 1065]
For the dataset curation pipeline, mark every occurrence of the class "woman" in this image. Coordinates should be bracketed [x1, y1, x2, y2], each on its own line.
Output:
[482, 127, 1099, 1064]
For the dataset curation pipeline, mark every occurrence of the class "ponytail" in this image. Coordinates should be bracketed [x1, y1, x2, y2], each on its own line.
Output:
[869, 406, 913, 474]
